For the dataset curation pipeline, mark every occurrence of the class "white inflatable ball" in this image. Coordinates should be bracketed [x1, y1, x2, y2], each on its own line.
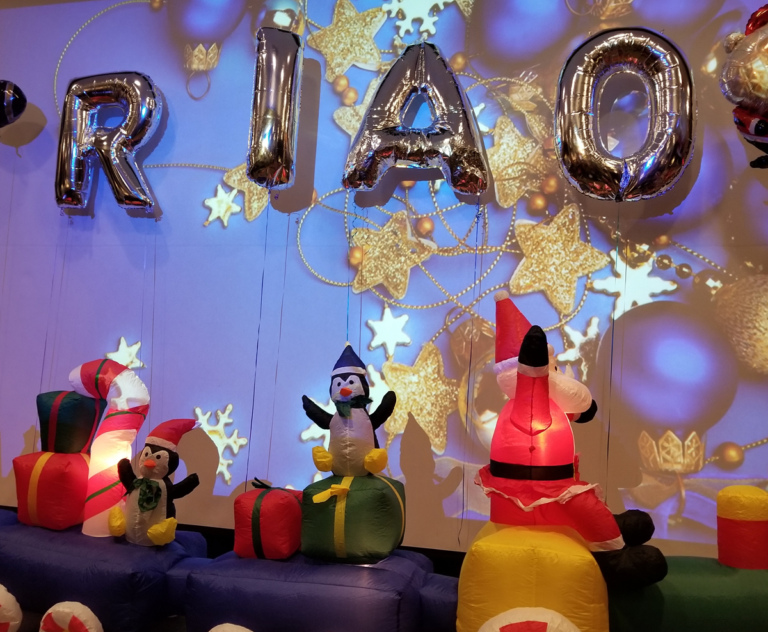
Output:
[39, 602, 102, 632]
[209, 625, 253, 632]
[0, 584, 22, 632]
[478, 607, 582, 632]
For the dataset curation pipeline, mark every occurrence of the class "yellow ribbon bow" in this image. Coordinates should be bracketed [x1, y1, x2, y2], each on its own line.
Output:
[313, 482, 351, 504]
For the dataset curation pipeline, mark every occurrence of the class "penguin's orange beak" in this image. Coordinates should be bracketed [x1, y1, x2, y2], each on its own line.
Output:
[339, 387, 352, 397]
[143, 459, 156, 469]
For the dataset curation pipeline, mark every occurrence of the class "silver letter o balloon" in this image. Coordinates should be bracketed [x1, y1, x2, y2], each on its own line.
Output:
[555, 28, 695, 202]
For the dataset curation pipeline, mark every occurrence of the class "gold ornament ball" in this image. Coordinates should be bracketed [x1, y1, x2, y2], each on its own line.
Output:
[401, 180, 416, 189]
[528, 192, 547, 212]
[713, 441, 745, 470]
[675, 263, 693, 279]
[541, 175, 559, 195]
[656, 254, 673, 270]
[342, 86, 358, 106]
[449, 52, 468, 72]
[714, 275, 768, 374]
[150, 0, 163, 9]
[654, 234, 671, 247]
[332, 75, 349, 94]
[348, 246, 364, 267]
[416, 217, 435, 237]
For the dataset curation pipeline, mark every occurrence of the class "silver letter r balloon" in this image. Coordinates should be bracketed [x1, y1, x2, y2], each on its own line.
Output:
[248, 27, 303, 189]
[342, 41, 489, 197]
[555, 28, 695, 202]
[55, 72, 163, 216]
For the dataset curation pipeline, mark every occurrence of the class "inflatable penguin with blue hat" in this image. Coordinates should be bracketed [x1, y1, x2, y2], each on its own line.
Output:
[302, 344, 396, 476]
[109, 418, 200, 546]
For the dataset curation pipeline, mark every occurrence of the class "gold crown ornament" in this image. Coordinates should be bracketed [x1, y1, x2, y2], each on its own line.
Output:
[638, 429, 705, 474]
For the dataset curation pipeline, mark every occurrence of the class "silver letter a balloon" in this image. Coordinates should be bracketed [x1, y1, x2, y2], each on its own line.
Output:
[248, 27, 303, 189]
[55, 72, 163, 216]
[555, 28, 695, 202]
[342, 41, 489, 196]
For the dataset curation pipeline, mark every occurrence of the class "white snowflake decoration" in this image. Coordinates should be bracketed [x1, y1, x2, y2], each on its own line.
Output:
[195, 404, 248, 484]
[383, 0, 455, 37]
[105, 337, 145, 369]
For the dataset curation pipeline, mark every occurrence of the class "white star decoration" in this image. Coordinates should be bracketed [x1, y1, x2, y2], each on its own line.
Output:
[556, 316, 600, 382]
[106, 337, 144, 369]
[367, 305, 411, 358]
[194, 404, 248, 484]
[590, 251, 678, 319]
[203, 185, 242, 228]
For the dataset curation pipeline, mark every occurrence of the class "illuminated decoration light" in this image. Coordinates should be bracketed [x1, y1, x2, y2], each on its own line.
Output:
[194, 404, 248, 484]
[105, 337, 145, 369]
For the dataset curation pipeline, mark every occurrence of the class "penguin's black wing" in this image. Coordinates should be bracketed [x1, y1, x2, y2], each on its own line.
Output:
[117, 458, 136, 491]
[572, 399, 598, 424]
[170, 473, 200, 500]
[302, 395, 333, 429]
[369, 391, 397, 430]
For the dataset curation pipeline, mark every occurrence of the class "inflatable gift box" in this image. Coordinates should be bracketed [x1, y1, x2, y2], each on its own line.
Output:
[301, 474, 405, 564]
[234, 481, 303, 560]
[13, 452, 89, 530]
[37, 391, 106, 454]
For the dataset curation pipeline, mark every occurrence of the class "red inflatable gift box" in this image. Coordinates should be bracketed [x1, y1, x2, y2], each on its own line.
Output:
[234, 480, 302, 560]
[13, 451, 90, 530]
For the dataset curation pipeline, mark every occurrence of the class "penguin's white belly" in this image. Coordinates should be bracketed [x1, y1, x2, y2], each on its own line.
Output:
[328, 408, 375, 476]
[125, 479, 168, 546]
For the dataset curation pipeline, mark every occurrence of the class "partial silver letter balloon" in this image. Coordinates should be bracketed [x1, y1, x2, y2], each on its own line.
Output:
[0, 80, 27, 128]
[555, 29, 695, 202]
[342, 41, 489, 196]
[55, 72, 163, 215]
[248, 27, 303, 189]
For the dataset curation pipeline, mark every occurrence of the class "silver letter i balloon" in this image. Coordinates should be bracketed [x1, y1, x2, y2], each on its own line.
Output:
[247, 27, 303, 189]
[555, 28, 695, 202]
[55, 72, 163, 216]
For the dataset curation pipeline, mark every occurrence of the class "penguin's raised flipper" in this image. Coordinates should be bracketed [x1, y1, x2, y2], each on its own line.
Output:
[171, 473, 199, 500]
[312, 446, 333, 472]
[117, 458, 136, 491]
[108, 506, 126, 537]
[369, 391, 397, 430]
[364, 448, 388, 474]
[147, 517, 178, 546]
[302, 395, 333, 429]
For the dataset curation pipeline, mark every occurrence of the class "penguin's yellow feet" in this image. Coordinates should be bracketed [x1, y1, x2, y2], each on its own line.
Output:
[364, 448, 388, 474]
[312, 446, 333, 472]
[147, 517, 177, 546]
[108, 506, 126, 536]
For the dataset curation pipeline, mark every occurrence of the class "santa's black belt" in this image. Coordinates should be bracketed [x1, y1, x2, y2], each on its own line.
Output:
[489, 460, 574, 481]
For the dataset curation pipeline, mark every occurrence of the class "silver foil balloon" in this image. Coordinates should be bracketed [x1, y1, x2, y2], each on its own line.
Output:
[555, 28, 695, 202]
[248, 27, 303, 189]
[0, 80, 27, 128]
[721, 27, 768, 116]
[55, 72, 163, 215]
[342, 41, 489, 196]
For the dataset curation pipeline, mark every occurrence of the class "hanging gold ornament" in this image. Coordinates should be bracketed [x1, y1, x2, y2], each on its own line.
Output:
[714, 275, 768, 374]
[415, 217, 435, 237]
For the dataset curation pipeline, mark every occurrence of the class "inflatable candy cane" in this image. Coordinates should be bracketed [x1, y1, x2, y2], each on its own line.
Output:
[69, 359, 149, 537]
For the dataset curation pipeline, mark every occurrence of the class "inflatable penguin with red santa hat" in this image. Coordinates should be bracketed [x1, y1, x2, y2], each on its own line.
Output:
[477, 291, 667, 588]
[109, 418, 200, 546]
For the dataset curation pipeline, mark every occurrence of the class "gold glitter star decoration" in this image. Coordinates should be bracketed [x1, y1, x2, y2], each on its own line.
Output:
[333, 77, 379, 139]
[590, 250, 678, 319]
[486, 116, 546, 208]
[105, 336, 144, 369]
[382, 342, 459, 454]
[556, 316, 600, 382]
[203, 185, 242, 228]
[223, 164, 268, 222]
[367, 304, 411, 358]
[307, 0, 386, 81]
[509, 203, 610, 314]
[351, 210, 436, 299]
[194, 404, 248, 484]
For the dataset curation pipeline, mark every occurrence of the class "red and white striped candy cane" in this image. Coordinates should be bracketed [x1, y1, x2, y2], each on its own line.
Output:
[69, 359, 149, 537]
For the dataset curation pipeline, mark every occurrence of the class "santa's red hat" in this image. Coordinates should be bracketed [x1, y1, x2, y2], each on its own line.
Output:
[494, 291, 531, 371]
[146, 418, 199, 452]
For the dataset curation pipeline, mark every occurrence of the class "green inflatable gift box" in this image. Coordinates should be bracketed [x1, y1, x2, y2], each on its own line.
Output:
[301, 474, 405, 564]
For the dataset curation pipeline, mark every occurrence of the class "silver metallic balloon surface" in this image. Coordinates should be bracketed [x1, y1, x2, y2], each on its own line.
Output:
[248, 27, 303, 189]
[720, 27, 768, 116]
[555, 29, 695, 202]
[0, 80, 27, 128]
[55, 72, 163, 215]
[342, 41, 489, 196]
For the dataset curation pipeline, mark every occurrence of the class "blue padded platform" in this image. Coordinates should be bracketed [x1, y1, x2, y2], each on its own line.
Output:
[185, 550, 430, 632]
[0, 522, 206, 632]
[0, 509, 17, 527]
[420, 572, 459, 632]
